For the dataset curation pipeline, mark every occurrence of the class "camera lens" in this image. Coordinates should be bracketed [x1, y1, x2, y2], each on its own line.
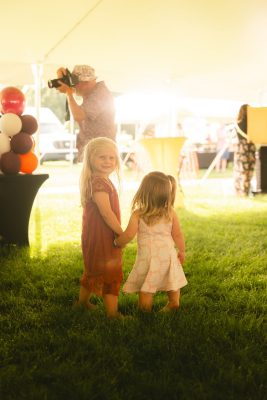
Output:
[47, 79, 62, 89]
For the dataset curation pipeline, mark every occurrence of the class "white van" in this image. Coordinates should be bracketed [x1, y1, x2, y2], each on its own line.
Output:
[25, 107, 78, 163]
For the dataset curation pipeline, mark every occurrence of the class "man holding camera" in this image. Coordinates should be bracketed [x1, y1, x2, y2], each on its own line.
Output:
[55, 65, 116, 160]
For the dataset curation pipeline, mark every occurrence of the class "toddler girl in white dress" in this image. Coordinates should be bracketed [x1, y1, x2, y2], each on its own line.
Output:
[114, 171, 187, 312]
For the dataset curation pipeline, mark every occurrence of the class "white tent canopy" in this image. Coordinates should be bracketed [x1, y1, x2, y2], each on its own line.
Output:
[1, 0, 267, 103]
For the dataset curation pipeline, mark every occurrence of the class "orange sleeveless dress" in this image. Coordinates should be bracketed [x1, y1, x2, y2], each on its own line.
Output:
[80, 176, 123, 296]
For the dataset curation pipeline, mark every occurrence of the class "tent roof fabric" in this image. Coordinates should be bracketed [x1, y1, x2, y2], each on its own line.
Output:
[1, 0, 267, 102]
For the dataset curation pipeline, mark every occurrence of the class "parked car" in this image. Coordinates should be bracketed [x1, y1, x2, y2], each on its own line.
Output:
[25, 107, 78, 163]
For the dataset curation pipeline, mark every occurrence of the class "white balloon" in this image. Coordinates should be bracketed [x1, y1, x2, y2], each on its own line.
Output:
[0, 113, 22, 137]
[0, 132, 11, 155]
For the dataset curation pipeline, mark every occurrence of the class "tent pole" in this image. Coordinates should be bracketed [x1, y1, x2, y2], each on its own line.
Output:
[69, 112, 75, 165]
[31, 63, 43, 156]
[201, 143, 229, 181]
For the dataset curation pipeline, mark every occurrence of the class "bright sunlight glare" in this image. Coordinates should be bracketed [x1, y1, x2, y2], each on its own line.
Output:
[115, 92, 241, 123]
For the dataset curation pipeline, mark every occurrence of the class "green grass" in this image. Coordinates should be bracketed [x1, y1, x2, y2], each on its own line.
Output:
[1, 163, 266, 400]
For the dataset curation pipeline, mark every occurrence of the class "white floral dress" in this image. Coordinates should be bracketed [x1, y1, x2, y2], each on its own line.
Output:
[123, 218, 188, 293]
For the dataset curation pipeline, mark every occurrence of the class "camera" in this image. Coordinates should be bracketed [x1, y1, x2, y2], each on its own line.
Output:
[48, 69, 79, 89]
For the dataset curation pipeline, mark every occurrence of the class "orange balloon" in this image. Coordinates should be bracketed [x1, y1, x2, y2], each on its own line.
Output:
[19, 151, 38, 174]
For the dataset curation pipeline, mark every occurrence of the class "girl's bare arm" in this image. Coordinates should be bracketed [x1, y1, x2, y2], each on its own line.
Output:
[171, 209, 185, 264]
[93, 191, 123, 235]
[115, 212, 139, 247]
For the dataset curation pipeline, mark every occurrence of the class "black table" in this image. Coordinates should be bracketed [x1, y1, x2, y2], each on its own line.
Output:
[196, 151, 234, 169]
[0, 174, 49, 246]
[254, 146, 267, 194]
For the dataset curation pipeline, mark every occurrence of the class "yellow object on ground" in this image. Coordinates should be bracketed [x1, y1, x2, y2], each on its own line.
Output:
[139, 137, 186, 207]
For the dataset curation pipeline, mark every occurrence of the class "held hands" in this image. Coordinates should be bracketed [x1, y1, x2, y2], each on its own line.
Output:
[113, 238, 119, 248]
[113, 233, 122, 248]
[113, 230, 125, 248]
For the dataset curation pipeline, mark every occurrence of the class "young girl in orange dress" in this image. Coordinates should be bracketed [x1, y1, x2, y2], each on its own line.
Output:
[77, 137, 123, 317]
[114, 171, 187, 312]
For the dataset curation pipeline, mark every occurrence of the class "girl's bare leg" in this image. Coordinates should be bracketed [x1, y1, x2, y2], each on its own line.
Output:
[103, 294, 121, 318]
[74, 286, 96, 310]
[160, 290, 180, 312]
[139, 292, 153, 311]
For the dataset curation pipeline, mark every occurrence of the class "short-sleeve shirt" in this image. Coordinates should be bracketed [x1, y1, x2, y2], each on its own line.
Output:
[76, 81, 116, 158]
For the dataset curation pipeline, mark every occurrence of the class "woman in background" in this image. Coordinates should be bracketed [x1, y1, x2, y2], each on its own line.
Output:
[234, 104, 256, 196]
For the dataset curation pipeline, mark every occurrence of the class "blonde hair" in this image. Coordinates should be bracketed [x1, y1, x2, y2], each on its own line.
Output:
[167, 175, 177, 206]
[132, 171, 173, 225]
[80, 137, 120, 207]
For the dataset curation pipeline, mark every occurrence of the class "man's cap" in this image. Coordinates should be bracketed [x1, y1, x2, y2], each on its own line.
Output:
[72, 65, 97, 82]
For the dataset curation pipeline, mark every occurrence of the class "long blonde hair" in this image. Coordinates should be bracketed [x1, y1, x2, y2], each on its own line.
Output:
[80, 137, 120, 207]
[132, 171, 173, 225]
[167, 174, 177, 206]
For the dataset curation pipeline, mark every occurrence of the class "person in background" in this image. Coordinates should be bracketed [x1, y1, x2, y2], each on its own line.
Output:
[176, 122, 184, 137]
[56, 65, 116, 161]
[234, 104, 256, 196]
[76, 137, 123, 318]
[142, 123, 155, 138]
[176, 122, 199, 179]
[114, 171, 187, 312]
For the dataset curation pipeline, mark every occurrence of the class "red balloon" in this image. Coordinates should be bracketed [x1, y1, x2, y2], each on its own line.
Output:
[0, 87, 26, 115]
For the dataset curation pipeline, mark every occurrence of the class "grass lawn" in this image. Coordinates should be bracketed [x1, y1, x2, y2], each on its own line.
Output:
[1, 162, 266, 400]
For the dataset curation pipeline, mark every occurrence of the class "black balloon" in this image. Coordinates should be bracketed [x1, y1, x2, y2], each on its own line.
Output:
[20, 114, 38, 135]
[10, 132, 33, 154]
[0, 151, 20, 174]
